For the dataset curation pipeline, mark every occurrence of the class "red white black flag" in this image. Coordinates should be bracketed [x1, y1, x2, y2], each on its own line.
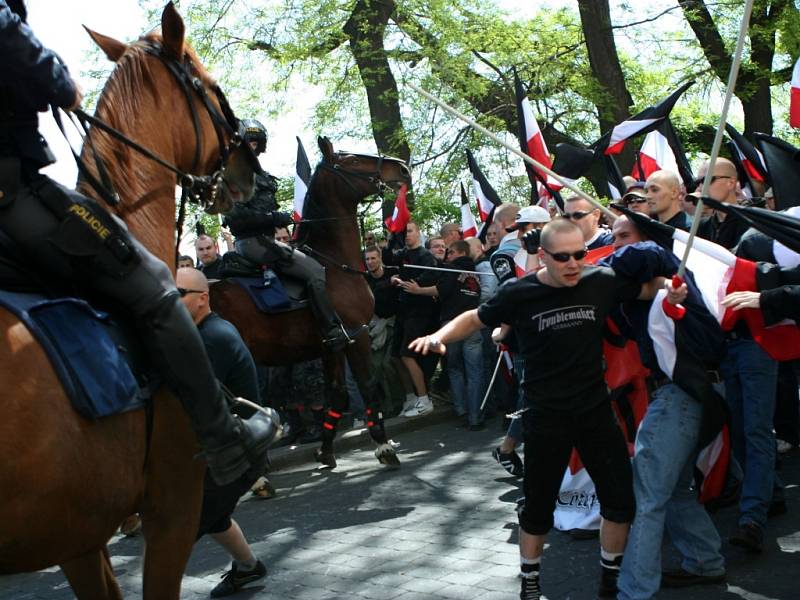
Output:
[790, 56, 800, 128]
[460, 182, 478, 238]
[466, 149, 501, 221]
[293, 136, 311, 222]
[594, 81, 693, 156]
[514, 70, 562, 204]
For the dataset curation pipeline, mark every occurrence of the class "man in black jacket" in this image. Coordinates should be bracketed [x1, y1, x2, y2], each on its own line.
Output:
[224, 120, 354, 351]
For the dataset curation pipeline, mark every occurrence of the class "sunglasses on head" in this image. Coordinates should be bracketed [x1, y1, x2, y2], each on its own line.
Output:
[543, 247, 588, 262]
[624, 196, 648, 206]
[178, 287, 205, 297]
[562, 211, 591, 220]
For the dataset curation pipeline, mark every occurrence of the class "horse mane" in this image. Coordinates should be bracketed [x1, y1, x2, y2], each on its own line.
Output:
[82, 31, 216, 217]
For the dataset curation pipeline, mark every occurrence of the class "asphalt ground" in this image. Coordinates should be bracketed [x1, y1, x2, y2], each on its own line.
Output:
[2, 403, 798, 599]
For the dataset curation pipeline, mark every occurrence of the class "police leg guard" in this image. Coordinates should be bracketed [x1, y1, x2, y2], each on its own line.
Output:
[144, 292, 278, 485]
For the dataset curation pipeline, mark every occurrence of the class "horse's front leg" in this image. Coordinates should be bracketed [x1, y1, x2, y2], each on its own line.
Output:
[346, 335, 400, 469]
[314, 352, 346, 468]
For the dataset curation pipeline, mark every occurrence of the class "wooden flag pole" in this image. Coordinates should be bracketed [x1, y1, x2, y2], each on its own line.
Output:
[677, 0, 754, 278]
[407, 82, 617, 221]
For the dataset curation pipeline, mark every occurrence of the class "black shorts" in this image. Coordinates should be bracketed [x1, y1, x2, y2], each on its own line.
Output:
[392, 314, 438, 358]
[518, 400, 634, 536]
[195, 471, 254, 539]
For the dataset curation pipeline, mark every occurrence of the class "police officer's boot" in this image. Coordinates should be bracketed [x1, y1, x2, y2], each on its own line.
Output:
[307, 280, 366, 351]
[145, 293, 280, 485]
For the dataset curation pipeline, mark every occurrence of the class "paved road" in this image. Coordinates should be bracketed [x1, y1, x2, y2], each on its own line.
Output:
[2, 414, 798, 599]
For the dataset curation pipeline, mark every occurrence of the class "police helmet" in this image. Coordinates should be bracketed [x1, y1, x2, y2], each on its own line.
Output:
[241, 119, 268, 155]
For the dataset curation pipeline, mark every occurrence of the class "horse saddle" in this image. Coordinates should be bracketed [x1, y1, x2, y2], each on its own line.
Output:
[219, 251, 309, 314]
[0, 232, 153, 419]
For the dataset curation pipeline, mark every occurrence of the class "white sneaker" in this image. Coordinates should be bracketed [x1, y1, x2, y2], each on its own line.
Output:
[403, 396, 433, 417]
[777, 439, 794, 454]
[400, 397, 416, 415]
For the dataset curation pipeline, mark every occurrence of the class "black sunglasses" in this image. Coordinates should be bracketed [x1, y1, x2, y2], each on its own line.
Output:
[543, 247, 588, 262]
[562, 211, 592, 220]
[692, 175, 732, 191]
[178, 287, 206, 297]
[624, 196, 648, 205]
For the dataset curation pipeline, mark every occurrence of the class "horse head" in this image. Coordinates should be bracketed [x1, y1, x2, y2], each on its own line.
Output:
[316, 136, 412, 203]
[83, 1, 256, 230]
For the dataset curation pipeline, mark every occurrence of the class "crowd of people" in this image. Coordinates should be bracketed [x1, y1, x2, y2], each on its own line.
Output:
[3, 2, 798, 598]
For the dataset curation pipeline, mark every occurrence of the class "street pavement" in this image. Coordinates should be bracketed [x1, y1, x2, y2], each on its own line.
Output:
[2, 408, 798, 599]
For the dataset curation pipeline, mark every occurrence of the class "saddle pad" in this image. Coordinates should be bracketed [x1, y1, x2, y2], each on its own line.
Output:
[0, 290, 144, 419]
[232, 272, 299, 313]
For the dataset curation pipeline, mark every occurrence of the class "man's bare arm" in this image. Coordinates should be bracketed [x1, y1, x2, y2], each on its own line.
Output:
[408, 309, 484, 355]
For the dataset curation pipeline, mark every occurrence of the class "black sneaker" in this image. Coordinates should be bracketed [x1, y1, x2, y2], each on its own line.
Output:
[598, 566, 620, 597]
[210, 560, 267, 597]
[729, 522, 764, 553]
[493, 446, 524, 478]
[519, 575, 541, 600]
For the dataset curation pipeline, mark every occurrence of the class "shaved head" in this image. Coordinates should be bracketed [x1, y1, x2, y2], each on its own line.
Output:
[646, 169, 683, 222]
[177, 267, 209, 292]
[176, 267, 210, 324]
[697, 157, 738, 203]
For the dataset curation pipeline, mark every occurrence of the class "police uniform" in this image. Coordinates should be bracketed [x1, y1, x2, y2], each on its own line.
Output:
[228, 121, 353, 350]
[0, 1, 274, 486]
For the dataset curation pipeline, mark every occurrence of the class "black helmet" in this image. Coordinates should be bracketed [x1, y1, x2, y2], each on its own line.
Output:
[241, 119, 268, 155]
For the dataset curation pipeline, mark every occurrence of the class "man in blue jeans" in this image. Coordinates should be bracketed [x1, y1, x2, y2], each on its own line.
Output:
[605, 217, 727, 599]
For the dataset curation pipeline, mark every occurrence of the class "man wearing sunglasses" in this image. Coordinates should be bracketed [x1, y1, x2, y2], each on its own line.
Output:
[645, 170, 691, 230]
[409, 219, 674, 600]
[694, 158, 750, 249]
[562, 196, 613, 250]
[621, 182, 649, 215]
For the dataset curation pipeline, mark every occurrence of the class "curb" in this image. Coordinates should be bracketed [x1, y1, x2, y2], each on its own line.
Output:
[268, 399, 456, 471]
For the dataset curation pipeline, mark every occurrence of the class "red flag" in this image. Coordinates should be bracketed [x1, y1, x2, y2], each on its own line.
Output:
[384, 184, 410, 234]
[791, 56, 800, 128]
[459, 183, 478, 238]
[515, 72, 562, 197]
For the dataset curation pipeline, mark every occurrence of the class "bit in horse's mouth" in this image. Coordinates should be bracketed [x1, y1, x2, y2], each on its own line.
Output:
[224, 180, 244, 203]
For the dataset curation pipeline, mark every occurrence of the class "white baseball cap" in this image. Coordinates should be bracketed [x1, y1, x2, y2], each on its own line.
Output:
[506, 205, 551, 231]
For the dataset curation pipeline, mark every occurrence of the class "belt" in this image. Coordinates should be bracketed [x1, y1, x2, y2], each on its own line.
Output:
[647, 369, 722, 393]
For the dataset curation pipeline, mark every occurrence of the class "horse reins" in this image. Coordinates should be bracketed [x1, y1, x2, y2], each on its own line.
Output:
[55, 41, 248, 260]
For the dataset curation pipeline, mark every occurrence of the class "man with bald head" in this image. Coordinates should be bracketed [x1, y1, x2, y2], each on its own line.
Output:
[176, 267, 270, 596]
[645, 170, 690, 230]
[695, 157, 749, 249]
[611, 215, 645, 250]
[563, 196, 613, 250]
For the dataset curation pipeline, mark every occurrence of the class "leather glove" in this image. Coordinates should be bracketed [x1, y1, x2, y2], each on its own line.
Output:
[522, 229, 541, 255]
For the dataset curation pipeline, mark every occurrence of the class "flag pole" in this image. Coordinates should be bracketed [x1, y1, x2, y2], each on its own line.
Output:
[677, 0, 754, 278]
[407, 82, 617, 221]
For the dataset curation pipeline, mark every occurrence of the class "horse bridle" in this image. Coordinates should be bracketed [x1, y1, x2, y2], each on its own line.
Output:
[56, 40, 249, 249]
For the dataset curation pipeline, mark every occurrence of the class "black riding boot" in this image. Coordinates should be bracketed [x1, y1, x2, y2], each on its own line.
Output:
[307, 280, 366, 351]
[145, 293, 279, 485]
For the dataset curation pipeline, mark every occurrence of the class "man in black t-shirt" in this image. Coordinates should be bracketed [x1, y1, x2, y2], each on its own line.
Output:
[409, 219, 670, 600]
[385, 221, 440, 417]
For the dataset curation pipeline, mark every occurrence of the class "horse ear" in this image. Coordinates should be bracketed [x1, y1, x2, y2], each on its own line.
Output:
[161, 1, 185, 60]
[84, 26, 127, 62]
[318, 136, 334, 161]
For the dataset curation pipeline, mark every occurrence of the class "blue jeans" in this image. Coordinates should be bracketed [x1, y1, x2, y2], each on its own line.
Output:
[445, 328, 484, 426]
[618, 383, 724, 600]
[721, 338, 778, 527]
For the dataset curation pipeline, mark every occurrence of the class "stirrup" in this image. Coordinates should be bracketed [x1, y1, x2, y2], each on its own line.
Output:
[322, 323, 367, 350]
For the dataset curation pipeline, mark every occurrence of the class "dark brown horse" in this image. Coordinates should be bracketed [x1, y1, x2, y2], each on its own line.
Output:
[0, 4, 256, 598]
[210, 138, 411, 468]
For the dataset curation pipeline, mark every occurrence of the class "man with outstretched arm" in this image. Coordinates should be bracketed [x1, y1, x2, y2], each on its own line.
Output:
[409, 218, 684, 600]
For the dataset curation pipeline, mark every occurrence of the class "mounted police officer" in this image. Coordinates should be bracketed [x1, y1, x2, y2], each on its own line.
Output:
[0, 0, 276, 486]
[224, 119, 357, 351]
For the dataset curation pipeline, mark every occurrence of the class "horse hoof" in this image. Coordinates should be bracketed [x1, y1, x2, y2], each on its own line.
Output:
[314, 448, 337, 469]
[374, 443, 401, 469]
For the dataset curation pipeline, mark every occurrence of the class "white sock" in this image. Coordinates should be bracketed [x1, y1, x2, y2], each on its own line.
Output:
[600, 549, 623, 570]
[236, 556, 257, 571]
[417, 394, 430, 404]
[520, 556, 541, 578]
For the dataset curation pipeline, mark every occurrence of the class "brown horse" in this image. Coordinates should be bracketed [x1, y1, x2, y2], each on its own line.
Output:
[210, 138, 411, 468]
[0, 4, 257, 599]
